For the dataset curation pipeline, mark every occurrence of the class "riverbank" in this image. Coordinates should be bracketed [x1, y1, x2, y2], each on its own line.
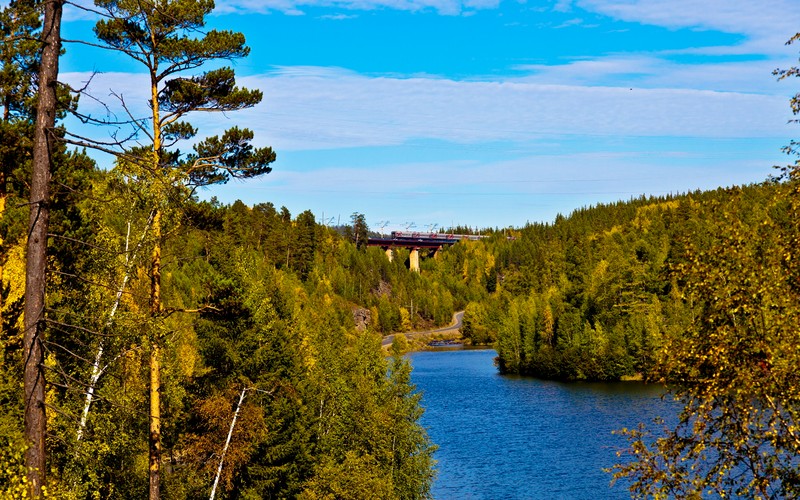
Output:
[381, 311, 466, 354]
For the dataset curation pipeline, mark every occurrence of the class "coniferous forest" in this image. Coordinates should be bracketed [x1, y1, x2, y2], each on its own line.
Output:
[2, 0, 800, 498]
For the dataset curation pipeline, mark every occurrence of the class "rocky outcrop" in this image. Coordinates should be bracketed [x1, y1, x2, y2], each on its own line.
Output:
[353, 307, 372, 331]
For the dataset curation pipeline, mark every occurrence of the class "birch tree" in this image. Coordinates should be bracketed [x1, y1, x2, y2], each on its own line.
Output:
[612, 34, 800, 498]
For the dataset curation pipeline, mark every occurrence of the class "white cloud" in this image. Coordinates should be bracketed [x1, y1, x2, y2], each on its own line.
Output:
[212, 0, 800, 54]
[63, 0, 106, 21]
[514, 55, 787, 94]
[577, 0, 800, 55]
[59, 67, 789, 226]
[580, 0, 798, 35]
[211, 0, 800, 34]
[553, 17, 584, 28]
[238, 68, 789, 151]
[207, 145, 778, 228]
[553, 0, 573, 13]
[319, 13, 359, 19]
[47, 0, 799, 226]
[214, 0, 497, 15]
[44, 0, 800, 47]
[61, 72, 152, 150]
[61, 66, 792, 156]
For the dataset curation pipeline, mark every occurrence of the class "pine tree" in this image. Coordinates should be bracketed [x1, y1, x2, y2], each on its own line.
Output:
[87, 1, 276, 496]
[293, 210, 317, 279]
[350, 212, 368, 250]
[23, 0, 64, 495]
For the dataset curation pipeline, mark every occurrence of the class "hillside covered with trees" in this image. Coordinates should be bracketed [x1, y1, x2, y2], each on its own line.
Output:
[2, 167, 462, 497]
[2, 0, 800, 498]
[457, 176, 800, 496]
[0, 0, 455, 497]
[459, 184, 781, 382]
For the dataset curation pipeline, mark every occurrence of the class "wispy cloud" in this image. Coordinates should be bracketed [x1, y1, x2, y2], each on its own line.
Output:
[214, 0, 499, 16]
[61, 66, 791, 155]
[207, 146, 778, 228]
[242, 68, 789, 151]
[553, 0, 573, 13]
[577, 0, 800, 55]
[514, 55, 787, 93]
[211, 0, 800, 53]
[58, 65, 789, 226]
[553, 17, 584, 28]
[319, 13, 359, 19]
[48, 0, 800, 226]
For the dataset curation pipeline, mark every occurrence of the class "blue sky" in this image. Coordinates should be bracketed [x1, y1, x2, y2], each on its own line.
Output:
[45, 1, 800, 230]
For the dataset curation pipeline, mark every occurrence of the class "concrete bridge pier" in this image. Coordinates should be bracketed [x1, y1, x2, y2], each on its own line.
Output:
[385, 247, 394, 262]
[409, 248, 420, 273]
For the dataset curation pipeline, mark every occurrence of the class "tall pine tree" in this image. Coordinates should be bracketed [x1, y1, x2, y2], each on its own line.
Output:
[23, 0, 64, 496]
[86, 1, 276, 496]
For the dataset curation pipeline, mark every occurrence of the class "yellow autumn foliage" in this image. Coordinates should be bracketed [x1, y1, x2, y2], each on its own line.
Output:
[1, 244, 26, 332]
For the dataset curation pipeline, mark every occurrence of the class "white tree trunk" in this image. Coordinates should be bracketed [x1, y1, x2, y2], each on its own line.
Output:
[77, 213, 154, 441]
[210, 387, 248, 500]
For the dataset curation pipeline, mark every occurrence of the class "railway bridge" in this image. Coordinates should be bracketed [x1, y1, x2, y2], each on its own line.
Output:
[366, 231, 485, 272]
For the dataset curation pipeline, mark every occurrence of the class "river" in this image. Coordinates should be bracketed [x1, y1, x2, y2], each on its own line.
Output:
[409, 348, 675, 499]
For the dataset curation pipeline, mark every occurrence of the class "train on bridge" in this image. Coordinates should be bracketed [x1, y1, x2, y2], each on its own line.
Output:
[368, 232, 489, 272]
[389, 231, 487, 241]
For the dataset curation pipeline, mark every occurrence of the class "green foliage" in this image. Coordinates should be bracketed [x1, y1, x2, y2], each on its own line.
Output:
[22, 3, 795, 496]
[32, 191, 440, 498]
[82, 3, 278, 496]
[5, 119, 796, 499]
[347, 212, 369, 250]
[461, 301, 494, 344]
[612, 187, 800, 498]
[611, 39, 800, 497]
[0, 0, 40, 120]
[91, 0, 276, 188]
[0, 1, 447, 498]
[0, 437, 29, 499]
[457, 189, 772, 382]
[188, 126, 275, 186]
[479, 195, 680, 380]
[0, 0, 40, 350]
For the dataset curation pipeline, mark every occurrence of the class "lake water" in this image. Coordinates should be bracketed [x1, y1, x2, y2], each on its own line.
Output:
[409, 348, 675, 500]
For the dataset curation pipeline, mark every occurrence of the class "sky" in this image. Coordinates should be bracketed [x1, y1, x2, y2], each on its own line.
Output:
[35, 0, 800, 231]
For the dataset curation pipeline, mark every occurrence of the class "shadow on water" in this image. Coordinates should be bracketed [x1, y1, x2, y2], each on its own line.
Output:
[409, 348, 676, 500]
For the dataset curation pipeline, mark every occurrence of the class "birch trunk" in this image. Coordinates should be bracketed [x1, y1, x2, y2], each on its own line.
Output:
[209, 388, 247, 500]
[77, 214, 153, 441]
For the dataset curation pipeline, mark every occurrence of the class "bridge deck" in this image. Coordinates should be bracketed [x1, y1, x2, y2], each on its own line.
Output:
[367, 237, 459, 249]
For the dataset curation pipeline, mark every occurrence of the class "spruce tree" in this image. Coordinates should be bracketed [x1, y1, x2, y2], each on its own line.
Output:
[0, 0, 39, 344]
